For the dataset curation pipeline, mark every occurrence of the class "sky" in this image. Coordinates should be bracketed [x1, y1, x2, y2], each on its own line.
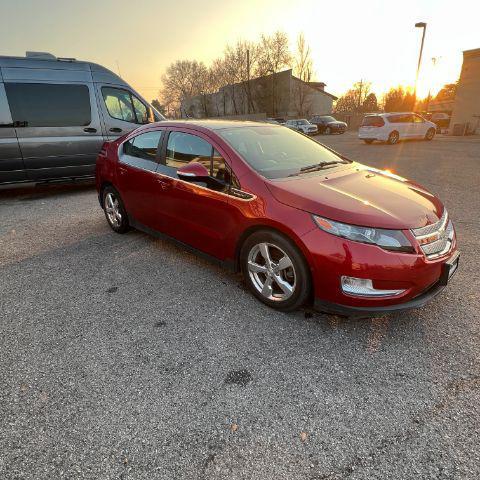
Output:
[1, 0, 478, 102]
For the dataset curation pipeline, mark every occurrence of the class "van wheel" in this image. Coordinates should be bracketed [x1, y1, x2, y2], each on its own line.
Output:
[425, 128, 435, 141]
[363, 139, 374, 144]
[387, 131, 399, 145]
[240, 230, 311, 312]
[103, 186, 130, 233]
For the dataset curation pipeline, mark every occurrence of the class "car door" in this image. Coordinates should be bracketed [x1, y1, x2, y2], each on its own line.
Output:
[97, 85, 154, 140]
[401, 114, 416, 138]
[153, 129, 240, 260]
[115, 129, 164, 229]
[4, 82, 104, 181]
[0, 82, 26, 184]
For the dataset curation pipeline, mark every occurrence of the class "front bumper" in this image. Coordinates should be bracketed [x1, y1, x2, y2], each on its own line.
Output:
[301, 227, 459, 317]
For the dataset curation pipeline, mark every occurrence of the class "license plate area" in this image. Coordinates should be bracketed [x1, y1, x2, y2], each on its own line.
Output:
[439, 251, 460, 286]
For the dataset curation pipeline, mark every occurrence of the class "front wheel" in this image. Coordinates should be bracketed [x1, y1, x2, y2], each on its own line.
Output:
[102, 186, 130, 233]
[425, 128, 435, 141]
[240, 230, 311, 311]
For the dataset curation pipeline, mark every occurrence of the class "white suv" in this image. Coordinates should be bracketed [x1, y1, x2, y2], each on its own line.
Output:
[359, 113, 437, 145]
[285, 119, 318, 135]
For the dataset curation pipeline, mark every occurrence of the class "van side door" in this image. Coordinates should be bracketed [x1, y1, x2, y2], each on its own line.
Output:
[0, 82, 26, 184]
[4, 82, 104, 181]
[96, 86, 154, 140]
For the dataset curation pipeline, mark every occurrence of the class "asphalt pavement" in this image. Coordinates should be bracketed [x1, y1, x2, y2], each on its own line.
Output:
[1, 132, 479, 479]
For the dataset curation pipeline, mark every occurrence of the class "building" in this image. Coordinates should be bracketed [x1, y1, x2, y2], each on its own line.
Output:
[450, 48, 480, 135]
[181, 69, 337, 119]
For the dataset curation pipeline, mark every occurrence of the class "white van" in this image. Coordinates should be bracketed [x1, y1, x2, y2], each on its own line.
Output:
[358, 113, 437, 145]
[0, 52, 164, 185]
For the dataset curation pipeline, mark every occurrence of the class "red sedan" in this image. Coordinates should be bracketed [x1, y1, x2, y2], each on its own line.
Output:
[96, 120, 459, 316]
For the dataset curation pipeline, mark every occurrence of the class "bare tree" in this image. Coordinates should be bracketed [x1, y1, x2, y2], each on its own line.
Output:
[292, 33, 314, 117]
[160, 60, 208, 116]
[255, 31, 292, 115]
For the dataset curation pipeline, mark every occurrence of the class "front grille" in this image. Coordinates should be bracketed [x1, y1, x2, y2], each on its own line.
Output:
[411, 209, 455, 259]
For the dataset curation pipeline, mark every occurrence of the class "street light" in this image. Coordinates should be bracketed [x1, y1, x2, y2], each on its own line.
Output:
[414, 22, 427, 102]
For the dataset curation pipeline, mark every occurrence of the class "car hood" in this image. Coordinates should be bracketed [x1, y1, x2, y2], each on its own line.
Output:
[265, 164, 444, 229]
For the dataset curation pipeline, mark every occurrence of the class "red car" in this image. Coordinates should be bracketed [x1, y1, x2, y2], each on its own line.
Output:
[96, 120, 459, 316]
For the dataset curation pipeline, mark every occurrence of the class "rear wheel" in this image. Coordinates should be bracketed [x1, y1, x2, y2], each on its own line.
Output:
[387, 131, 399, 145]
[425, 128, 435, 141]
[102, 186, 130, 233]
[363, 139, 374, 144]
[325, 126, 331, 135]
[240, 230, 311, 312]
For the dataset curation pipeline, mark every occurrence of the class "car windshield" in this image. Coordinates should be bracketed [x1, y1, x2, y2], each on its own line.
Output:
[218, 126, 349, 179]
[318, 116, 336, 122]
[297, 119, 308, 125]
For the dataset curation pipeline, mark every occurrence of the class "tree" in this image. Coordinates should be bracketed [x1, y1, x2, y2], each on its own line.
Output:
[292, 33, 314, 116]
[435, 82, 458, 101]
[362, 93, 378, 112]
[334, 80, 373, 113]
[383, 86, 415, 112]
[160, 60, 208, 116]
[151, 99, 166, 116]
[255, 31, 292, 115]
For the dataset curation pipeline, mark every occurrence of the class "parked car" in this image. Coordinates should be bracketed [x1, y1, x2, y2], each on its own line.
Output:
[267, 117, 286, 125]
[285, 119, 318, 135]
[428, 112, 451, 132]
[310, 115, 347, 134]
[0, 51, 164, 185]
[359, 113, 436, 145]
[96, 120, 459, 316]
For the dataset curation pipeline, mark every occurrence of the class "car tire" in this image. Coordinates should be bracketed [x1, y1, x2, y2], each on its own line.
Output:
[102, 186, 130, 233]
[325, 127, 331, 135]
[240, 230, 311, 312]
[387, 131, 399, 145]
[425, 128, 435, 141]
[363, 139, 374, 144]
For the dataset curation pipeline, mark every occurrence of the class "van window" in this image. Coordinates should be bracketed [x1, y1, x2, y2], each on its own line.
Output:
[5, 83, 91, 127]
[102, 87, 150, 124]
[362, 116, 385, 127]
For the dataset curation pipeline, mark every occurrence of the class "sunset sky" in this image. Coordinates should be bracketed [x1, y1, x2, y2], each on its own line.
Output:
[1, 0, 478, 102]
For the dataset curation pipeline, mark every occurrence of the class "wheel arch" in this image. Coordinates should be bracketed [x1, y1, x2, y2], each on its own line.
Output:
[98, 180, 114, 208]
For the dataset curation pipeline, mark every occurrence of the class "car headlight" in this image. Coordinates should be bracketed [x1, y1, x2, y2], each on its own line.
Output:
[313, 215, 414, 253]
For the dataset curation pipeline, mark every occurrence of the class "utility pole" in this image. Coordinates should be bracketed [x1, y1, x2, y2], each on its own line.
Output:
[414, 22, 427, 101]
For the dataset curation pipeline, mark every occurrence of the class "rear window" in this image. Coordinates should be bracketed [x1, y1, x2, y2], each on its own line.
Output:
[5, 83, 91, 127]
[362, 116, 384, 127]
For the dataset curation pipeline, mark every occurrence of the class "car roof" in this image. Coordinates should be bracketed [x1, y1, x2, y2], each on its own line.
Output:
[148, 119, 280, 131]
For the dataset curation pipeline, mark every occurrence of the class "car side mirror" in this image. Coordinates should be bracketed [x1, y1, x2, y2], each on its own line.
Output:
[177, 162, 210, 181]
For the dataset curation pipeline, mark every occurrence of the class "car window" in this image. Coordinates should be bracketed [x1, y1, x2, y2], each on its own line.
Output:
[362, 116, 384, 127]
[124, 130, 162, 161]
[102, 87, 150, 124]
[5, 83, 91, 127]
[165, 131, 213, 169]
[413, 114, 425, 123]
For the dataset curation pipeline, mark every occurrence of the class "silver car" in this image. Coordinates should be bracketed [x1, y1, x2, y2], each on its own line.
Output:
[285, 119, 318, 136]
[0, 51, 164, 185]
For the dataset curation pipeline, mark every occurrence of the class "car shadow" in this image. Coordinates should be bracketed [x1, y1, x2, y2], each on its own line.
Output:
[0, 180, 96, 202]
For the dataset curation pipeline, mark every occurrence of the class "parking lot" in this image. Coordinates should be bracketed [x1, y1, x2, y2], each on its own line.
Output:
[1, 132, 479, 479]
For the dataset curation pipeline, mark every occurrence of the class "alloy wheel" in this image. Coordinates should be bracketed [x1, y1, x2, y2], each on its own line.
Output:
[105, 192, 122, 228]
[247, 242, 296, 301]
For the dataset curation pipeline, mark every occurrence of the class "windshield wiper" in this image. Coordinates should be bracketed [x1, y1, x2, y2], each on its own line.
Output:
[288, 160, 344, 177]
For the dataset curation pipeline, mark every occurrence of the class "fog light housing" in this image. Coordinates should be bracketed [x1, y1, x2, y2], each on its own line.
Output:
[341, 276, 406, 297]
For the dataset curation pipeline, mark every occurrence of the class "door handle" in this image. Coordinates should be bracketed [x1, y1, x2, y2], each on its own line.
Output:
[84, 127, 97, 133]
[109, 127, 122, 133]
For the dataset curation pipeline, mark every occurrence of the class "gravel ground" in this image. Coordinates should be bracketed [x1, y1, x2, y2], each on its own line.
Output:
[1, 132, 479, 479]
